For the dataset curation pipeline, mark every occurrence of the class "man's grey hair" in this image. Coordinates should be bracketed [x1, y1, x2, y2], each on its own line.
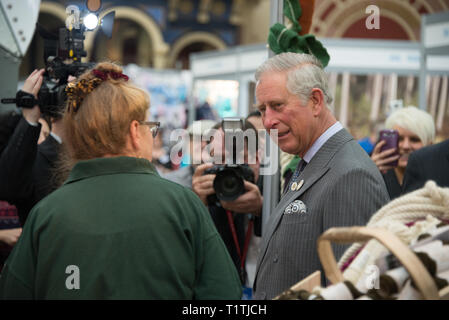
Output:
[255, 52, 333, 106]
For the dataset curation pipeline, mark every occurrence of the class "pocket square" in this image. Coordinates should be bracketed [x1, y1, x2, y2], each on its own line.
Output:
[284, 200, 307, 215]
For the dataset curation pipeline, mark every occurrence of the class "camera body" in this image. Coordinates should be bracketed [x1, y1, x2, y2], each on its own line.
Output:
[38, 58, 93, 118]
[36, 26, 94, 118]
[204, 164, 255, 205]
[1, 26, 93, 118]
[2, 1, 116, 118]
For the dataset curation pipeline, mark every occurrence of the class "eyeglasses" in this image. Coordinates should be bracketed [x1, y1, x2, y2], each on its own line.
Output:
[139, 121, 160, 138]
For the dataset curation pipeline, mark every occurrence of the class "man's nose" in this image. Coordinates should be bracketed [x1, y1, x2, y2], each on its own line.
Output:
[262, 108, 279, 130]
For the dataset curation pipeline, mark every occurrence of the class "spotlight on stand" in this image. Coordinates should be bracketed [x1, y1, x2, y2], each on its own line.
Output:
[83, 13, 98, 30]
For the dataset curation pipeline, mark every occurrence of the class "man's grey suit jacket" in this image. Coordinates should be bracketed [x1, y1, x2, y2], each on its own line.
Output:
[254, 128, 390, 299]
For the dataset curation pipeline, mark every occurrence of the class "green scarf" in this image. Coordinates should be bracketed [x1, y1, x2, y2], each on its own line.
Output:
[283, 155, 301, 178]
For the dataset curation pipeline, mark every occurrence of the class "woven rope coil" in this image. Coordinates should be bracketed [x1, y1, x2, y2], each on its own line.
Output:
[338, 181, 449, 283]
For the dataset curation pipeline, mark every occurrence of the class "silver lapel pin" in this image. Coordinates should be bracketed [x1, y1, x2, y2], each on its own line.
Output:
[295, 179, 304, 191]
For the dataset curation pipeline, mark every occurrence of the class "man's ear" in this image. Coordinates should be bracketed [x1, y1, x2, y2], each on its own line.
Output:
[310, 88, 325, 117]
[128, 120, 141, 152]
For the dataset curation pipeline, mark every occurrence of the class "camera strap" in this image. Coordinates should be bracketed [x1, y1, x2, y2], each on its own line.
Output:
[0, 90, 39, 108]
[15, 90, 39, 108]
[225, 210, 254, 278]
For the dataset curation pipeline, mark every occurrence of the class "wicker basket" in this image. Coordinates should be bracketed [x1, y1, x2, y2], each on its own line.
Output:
[274, 226, 449, 300]
[316, 226, 449, 300]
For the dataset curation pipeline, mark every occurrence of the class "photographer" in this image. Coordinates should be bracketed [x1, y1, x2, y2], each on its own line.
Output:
[163, 119, 217, 187]
[0, 69, 64, 225]
[192, 119, 263, 292]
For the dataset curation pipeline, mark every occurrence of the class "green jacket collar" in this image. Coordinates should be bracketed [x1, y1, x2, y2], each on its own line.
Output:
[64, 156, 159, 185]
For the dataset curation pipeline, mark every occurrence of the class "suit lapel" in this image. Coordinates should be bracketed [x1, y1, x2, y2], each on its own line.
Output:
[255, 128, 354, 284]
[256, 164, 329, 269]
[277, 167, 327, 212]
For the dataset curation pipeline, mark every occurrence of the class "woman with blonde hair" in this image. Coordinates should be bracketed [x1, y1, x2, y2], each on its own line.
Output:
[371, 106, 435, 200]
[0, 62, 241, 299]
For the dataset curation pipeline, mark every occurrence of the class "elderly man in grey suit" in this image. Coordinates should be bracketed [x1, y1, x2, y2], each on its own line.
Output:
[253, 53, 390, 300]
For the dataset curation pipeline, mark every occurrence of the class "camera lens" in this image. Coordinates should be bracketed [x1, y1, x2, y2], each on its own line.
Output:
[214, 169, 244, 201]
[222, 175, 239, 192]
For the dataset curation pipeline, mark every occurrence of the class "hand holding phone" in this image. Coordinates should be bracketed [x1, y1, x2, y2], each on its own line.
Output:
[371, 129, 400, 173]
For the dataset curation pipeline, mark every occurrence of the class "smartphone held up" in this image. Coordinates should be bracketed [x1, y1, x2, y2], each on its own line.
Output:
[378, 129, 400, 167]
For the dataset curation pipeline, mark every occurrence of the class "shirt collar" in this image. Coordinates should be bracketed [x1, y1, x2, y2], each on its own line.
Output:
[64, 156, 158, 185]
[50, 132, 62, 144]
[303, 122, 343, 163]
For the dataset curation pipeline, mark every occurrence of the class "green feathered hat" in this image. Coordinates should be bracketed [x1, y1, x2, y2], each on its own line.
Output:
[268, 0, 330, 67]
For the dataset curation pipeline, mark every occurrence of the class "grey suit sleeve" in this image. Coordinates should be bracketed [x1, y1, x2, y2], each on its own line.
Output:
[322, 168, 389, 260]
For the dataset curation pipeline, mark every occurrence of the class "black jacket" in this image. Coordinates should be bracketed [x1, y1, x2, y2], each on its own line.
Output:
[402, 139, 449, 193]
[382, 169, 402, 200]
[208, 204, 248, 282]
[0, 111, 21, 155]
[0, 116, 60, 225]
[207, 175, 263, 285]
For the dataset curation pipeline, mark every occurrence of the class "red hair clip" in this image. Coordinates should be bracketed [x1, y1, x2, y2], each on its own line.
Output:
[110, 71, 129, 81]
[92, 69, 129, 81]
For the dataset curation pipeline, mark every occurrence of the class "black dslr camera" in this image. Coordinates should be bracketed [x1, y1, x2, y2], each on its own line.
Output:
[205, 164, 255, 205]
[204, 118, 256, 205]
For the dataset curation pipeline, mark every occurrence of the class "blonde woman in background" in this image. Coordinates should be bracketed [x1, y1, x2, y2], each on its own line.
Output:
[371, 106, 435, 200]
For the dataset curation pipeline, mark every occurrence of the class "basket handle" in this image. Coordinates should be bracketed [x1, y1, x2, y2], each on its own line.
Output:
[317, 226, 440, 300]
